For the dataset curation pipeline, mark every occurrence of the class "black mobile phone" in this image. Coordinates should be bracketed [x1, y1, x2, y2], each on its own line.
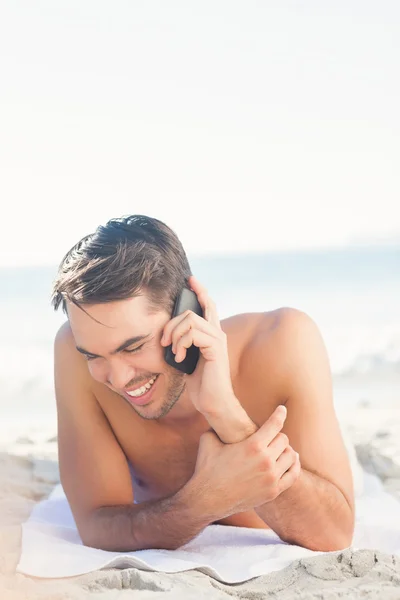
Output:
[164, 287, 203, 375]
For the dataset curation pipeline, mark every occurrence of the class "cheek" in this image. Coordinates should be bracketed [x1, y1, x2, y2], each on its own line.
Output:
[86, 345, 168, 381]
[87, 361, 106, 381]
[135, 343, 167, 369]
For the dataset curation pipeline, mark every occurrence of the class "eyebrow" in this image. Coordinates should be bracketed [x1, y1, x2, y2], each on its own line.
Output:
[76, 334, 151, 358]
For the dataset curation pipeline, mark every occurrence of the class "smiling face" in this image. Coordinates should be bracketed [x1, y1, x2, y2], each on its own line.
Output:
[67, 293, 187, 420]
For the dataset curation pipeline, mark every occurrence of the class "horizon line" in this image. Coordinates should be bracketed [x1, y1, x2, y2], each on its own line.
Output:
[0, 239, 398, 270]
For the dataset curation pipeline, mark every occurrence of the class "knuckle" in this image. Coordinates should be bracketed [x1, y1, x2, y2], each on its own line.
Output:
[248, 437, 263, 455]
[284, 445, 293, 457]
[188, 311, 201, 326]
[182, 337, 192, 349]
[181, 329, 191, 342]
[261, 452, 274, 471]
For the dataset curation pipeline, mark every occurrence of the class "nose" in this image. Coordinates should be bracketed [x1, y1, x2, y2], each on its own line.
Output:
[107, 361, 137, 391]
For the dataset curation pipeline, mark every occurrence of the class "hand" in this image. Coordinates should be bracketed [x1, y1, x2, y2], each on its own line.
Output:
[160, 276, 241, 418]
[189, 405, 301, 518]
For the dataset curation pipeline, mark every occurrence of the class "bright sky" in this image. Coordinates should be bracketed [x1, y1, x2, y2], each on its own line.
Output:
[0, 1, 399, 267]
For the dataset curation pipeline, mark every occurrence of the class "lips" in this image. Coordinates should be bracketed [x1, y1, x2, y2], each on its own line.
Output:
[126, 375, 156, 395]
[123, 375, 159, 407]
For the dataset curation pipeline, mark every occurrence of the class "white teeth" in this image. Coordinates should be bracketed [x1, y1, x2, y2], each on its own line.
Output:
[127, 376, 157, 398]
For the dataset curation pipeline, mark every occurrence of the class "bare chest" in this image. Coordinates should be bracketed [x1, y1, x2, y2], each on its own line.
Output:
[100, 398, 205, 504]
[129, 437, 200, 504]
[95, 372, 279, 529]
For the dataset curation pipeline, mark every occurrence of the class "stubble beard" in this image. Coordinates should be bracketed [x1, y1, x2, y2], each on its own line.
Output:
[131, 369, 187, 420]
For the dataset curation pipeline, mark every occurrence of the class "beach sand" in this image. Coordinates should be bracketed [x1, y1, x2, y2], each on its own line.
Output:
[1, 404, 400, 599]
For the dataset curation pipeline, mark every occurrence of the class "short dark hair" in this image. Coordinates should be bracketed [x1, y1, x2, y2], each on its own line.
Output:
[51, 215, 192, 315]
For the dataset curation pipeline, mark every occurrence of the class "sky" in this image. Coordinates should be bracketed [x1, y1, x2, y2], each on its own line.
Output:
[0, 1, 399, 267]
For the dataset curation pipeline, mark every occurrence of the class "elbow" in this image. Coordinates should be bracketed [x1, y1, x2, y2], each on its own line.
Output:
[315, 533, 353, 553]
[329, 522, 355, 552]
[288, 532, 353, 553]
[81, 533, 101, 550]
[313, 505, 355, 552]
[329, 509, 355, 552]
[282, 521, 354, 553]
[306, 526, 354, 553]
[79, 521, 103, 551]
[80, 530, 133, 552]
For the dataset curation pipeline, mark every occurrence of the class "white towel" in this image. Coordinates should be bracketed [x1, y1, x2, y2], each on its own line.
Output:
[17, 471, 400, 584]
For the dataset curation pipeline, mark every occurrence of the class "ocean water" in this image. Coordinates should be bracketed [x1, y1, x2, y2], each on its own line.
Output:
[0, 245, 399, 445]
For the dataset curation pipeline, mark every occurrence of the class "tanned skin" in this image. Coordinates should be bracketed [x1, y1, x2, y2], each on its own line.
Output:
[54, 276, 355, 553]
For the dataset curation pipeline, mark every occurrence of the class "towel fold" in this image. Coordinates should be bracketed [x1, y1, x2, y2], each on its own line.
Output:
[17, 471, 400, 583]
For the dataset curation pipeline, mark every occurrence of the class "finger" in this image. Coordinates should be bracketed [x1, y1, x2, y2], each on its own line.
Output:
[161, 311, 190, 346]
[166, 311, 220, 350]
[275, 446, 297, 478]
[278, 455, 301, 494]
[267, 432, 290, 461]
[189, 276, 221, 330]
[251, 405, 287, 447]
[161, 308, 210, 346]
[175, 328, 223, 363]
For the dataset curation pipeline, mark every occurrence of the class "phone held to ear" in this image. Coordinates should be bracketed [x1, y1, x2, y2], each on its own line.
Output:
[164, 287, 203, 375]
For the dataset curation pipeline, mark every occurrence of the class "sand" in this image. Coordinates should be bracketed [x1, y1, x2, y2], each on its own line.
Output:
[1, 405, 400, 599]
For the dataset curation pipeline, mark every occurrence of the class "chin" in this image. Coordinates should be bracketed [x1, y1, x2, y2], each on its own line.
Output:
[134, 403, 171, 421]
[139, 385, 186, 420]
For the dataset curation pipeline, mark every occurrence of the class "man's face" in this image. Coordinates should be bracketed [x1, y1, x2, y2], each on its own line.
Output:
[67, 294, 186, 420]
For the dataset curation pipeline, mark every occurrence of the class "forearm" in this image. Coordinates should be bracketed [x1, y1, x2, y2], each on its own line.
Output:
[202, 403, 354, 551]
[84, 481, 216, 552]
[203, 396, 258, 443]
[256, 468, 354, 551]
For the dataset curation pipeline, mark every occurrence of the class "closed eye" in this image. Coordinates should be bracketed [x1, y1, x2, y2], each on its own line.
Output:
[82, 343, 146, 361]
[124, 344, 145, 354]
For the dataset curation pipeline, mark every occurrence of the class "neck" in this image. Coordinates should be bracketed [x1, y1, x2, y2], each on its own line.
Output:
[160, 384, 203, 426]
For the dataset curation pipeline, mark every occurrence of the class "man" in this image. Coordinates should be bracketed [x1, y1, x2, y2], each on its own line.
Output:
[52, 215, 355, 553]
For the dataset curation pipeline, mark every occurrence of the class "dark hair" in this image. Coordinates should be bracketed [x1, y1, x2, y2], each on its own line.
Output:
[51, 215, 192, 315]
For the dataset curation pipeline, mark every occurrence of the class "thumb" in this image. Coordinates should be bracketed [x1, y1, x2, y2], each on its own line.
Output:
[251, 405, 287, 447]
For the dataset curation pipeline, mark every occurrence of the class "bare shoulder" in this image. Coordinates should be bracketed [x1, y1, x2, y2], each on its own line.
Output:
[54, 321, 76, 373]
[221, 311, 265, 381]
[227, 307, 317, 420]
[222, 306, 307, 370]
[54, 321, 92, 391]
[54, 320, 71, 345]
[53, 322, 135, 543]
[54, 320, 75, 355]
[238, 306, 320, 371]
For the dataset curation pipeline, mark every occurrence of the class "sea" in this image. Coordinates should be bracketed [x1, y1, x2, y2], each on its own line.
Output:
[0, 245, 399, 449]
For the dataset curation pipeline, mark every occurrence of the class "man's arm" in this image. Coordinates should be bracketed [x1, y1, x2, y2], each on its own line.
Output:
[54, 323, 216, 552]
[87, 483, 214, 551]
[202, 309, 355, 551]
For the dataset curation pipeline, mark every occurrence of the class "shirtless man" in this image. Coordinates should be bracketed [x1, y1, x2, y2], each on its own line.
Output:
[52, 215, 355, 553]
